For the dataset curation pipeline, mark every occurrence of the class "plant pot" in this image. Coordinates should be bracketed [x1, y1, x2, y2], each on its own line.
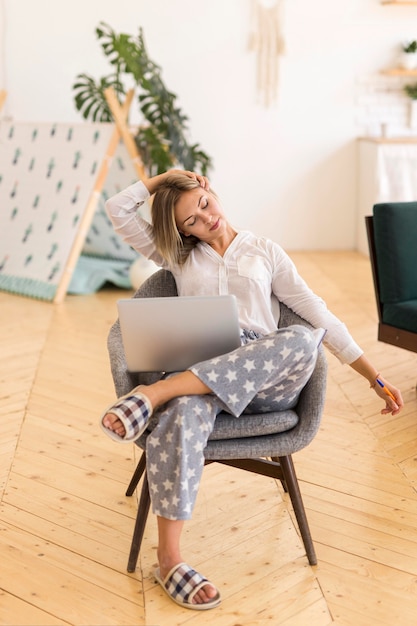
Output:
[409, 100, 417, 128]
[398, 52, 417, 70]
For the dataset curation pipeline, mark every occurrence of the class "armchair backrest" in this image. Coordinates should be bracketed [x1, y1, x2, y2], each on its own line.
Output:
[373, 202, 417, 303]
[366, 209, 417, 353]
[133, 269, 177, 299]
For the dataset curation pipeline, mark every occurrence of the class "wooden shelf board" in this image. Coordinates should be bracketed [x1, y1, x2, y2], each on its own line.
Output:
[358, 136, 417, 143]
[382, 68, 417, 76]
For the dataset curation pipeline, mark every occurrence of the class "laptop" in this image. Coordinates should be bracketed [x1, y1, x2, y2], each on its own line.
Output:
[117, 295, 242, 372]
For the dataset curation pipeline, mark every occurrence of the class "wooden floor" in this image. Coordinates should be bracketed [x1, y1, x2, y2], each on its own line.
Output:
[1, 251, 417, 626]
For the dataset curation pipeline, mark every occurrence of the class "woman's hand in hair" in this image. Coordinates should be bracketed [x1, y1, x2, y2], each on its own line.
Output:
[182, 170, 210, 190]
[144, 169, 209, 195]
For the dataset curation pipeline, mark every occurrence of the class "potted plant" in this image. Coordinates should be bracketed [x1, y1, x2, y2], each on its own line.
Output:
[404, 82, 417, 128]
[399, 40, 417, 70]
[404, 82, 417, 99]
[72, 22, 212, 176]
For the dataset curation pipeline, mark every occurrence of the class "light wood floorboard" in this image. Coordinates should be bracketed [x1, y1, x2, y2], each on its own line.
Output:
[0, 251, 416, 625]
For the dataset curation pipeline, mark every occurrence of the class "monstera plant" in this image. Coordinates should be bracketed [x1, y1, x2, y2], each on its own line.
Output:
[73, 22, 212, 176]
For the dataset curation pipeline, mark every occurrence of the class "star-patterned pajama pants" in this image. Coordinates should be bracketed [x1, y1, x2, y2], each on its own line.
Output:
[145, 324, 321, 521]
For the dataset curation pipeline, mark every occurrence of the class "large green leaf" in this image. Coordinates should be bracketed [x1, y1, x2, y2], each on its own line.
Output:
[73, 73, 124, 122]
[72, 22, 213, 175]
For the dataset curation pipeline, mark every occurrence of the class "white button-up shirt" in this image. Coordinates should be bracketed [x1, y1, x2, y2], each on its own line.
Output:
[106, 181, 363, 365]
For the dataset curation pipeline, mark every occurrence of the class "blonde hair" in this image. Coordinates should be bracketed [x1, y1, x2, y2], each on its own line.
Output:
[151, 173, 215, 266]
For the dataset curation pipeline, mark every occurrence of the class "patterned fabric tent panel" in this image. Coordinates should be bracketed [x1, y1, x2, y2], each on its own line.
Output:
[0, 121, 144, 301]
[83, 139, 146, 262]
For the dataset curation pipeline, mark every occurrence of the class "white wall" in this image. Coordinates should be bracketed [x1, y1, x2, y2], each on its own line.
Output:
[1, 0, 416, 250]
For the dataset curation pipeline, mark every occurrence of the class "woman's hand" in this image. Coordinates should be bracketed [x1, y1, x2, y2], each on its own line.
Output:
[349, 355, 404, 416]
[372, 375, 403, 416]
[144, 169, 210, 195]
[181, 170, 210, 190]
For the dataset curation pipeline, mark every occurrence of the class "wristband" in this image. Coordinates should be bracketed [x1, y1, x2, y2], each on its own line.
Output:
[370, 373, 380, 389]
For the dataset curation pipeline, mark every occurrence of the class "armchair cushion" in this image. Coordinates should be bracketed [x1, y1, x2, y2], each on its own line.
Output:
[383, 300, 417, 334]
[143, 408, 298, 443]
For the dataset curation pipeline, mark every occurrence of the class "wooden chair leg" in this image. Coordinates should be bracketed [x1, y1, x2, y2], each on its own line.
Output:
[279, 455, 317, 566]
[270, 456, 288, 492]
[125, 451, 146, 496]
[127, 469, 151, 573]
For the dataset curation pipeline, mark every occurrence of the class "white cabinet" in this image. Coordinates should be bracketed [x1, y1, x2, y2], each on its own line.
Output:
[357, 138, 417, 254]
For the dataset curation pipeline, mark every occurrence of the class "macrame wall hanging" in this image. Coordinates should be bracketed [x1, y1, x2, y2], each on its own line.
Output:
[248, 0, 285, 107]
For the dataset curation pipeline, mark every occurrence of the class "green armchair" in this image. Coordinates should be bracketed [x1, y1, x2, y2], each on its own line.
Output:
[366, 202, 417, 353]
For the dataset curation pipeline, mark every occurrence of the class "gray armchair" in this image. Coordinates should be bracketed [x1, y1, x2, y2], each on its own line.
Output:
[107, 269, 327, 572]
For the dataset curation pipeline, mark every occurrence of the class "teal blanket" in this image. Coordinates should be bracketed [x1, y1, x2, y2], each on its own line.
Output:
[68, 255, 133, 294]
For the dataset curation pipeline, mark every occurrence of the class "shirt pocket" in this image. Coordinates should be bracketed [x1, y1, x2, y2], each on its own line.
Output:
[237, 254, 267, 280]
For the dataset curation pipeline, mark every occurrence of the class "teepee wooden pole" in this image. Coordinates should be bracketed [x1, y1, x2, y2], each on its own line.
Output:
[53, 91, 135, 304]
[104, 86, 147, 181]
[0, 90, 7, 112]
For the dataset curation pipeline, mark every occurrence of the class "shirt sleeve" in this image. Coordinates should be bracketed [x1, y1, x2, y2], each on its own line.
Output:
[105, 180, 166, 267]
[270, 243, 363, 365]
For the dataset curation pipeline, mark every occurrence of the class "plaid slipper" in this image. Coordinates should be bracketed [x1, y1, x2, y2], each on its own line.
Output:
[154, 562, 221, 610]
[100, 388, 153, 443]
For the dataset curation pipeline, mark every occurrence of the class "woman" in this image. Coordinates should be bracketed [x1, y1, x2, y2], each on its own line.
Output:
[101, 169, 403, 610]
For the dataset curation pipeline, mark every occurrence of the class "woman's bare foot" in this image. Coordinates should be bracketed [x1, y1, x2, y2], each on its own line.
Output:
[100, 385, 153, 442]
[158, 555, 218, 606]
[156, 518, 219, 606]
[101, 373, 212, 439]
[102, 384, 150, 438]
[102, 413, 126, 437]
